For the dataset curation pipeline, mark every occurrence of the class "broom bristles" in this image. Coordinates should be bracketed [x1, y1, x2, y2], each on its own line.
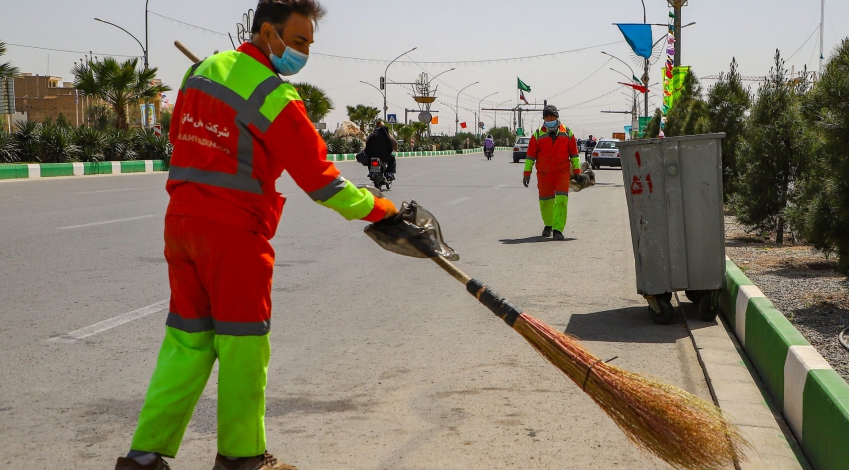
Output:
[512, 313, 751, 470]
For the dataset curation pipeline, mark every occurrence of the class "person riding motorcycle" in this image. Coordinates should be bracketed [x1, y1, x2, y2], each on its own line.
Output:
[584, 134, 597, 162]
[365, 119, 397, 180]
[483, 134, 495, 158]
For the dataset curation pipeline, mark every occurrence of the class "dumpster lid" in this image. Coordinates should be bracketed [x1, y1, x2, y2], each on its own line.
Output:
[617, 133, 726, 147]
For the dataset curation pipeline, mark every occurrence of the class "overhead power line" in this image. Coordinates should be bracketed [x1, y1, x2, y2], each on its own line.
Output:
[5, 42, 142, 58]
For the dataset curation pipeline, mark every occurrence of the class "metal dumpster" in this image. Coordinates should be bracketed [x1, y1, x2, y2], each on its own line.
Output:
[617, 134, 726, 324]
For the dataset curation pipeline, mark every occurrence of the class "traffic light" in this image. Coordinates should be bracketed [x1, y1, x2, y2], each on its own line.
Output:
[380, 76, 385, 90]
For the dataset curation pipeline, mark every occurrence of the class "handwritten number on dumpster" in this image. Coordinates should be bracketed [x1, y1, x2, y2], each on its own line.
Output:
[630, 151, 654, 195]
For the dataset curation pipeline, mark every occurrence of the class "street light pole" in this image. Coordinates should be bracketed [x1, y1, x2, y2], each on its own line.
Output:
[383, 47, 417, 121]
[477, 92, 498, 137]
[145, 0, 150, 70]
[95, 16, 149, 127]
[455, 81, 478, 135]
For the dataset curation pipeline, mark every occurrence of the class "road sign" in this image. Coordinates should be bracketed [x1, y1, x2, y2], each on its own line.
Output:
[153, 124, 163, 137]
[516, 127, 525, 136]
[478, 121, 485, 129]
[0, 79, 15, 115]
[417, 111, 432, 124]
[387, 114, 398, 124]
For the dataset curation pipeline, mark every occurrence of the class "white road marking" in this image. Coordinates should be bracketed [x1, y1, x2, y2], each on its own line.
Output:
[447, 197, 471, 205]
[49, 299, 169, 343]
[57, 215, 155, 230]
[76, 188, 138, 195]
[492, 184, 507, 189]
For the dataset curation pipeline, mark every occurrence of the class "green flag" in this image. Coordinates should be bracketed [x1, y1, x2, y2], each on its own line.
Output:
[517, 77, 531, 92]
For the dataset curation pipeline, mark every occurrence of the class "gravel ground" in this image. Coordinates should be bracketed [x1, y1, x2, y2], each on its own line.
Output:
[725, 216, 849, 383]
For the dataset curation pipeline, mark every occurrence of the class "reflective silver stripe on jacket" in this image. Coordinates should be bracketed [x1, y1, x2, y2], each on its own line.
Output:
[170, 70, 283, 194]
[307, 176, 348, 202]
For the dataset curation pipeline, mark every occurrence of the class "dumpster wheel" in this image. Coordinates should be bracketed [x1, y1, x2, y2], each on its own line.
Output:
[646, 293, 675, 325]
[697, 291, 720, 322]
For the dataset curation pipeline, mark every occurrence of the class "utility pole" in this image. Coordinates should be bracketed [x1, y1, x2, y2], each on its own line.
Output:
[667, 0, 686, 66]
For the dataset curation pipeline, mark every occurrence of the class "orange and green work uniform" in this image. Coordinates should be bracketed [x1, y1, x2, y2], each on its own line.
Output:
[524, 124, 581, 233]
[129, 42, 394, 459]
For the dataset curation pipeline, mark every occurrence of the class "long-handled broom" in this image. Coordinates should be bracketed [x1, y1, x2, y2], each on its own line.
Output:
[366, 201, 750, 470]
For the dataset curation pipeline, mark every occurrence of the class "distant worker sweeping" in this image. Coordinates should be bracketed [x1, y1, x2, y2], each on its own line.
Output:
[522, 105, 586, 240]
[114, 1, 396, 469]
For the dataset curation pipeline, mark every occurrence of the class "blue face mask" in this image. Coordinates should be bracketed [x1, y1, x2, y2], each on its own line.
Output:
[544, 120, 560, 130]
[268, 29, 309, 76]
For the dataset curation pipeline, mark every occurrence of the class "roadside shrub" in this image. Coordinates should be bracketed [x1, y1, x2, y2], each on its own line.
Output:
[73, 126, 106, 162]
[103, 128, 136, 162]
[39, 123, 78, 163]
[13, 121, 42, 162]
[132, 128, 172, 165]
[0, 130, 18, 163]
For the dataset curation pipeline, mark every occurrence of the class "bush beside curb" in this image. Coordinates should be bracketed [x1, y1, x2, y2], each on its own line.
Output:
[721, 257, 849, 470]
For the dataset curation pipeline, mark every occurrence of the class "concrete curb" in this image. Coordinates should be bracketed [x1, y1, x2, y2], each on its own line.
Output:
[0, 160, 166, 180]
[721, 257, 849, 470]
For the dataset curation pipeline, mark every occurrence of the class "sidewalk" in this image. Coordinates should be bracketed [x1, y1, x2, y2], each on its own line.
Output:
[678, 295, 811, 469]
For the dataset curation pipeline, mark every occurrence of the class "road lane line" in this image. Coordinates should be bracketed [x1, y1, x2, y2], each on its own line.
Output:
[447, 197, 471, 205]
[48, 299, 169, 343]
[57, 215, 154, 230]
[492, 184, 507, 189]
[76, 188, 138, 195]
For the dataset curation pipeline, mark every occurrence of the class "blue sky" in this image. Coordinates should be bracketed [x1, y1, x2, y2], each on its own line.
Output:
[3, 0, 847, 137]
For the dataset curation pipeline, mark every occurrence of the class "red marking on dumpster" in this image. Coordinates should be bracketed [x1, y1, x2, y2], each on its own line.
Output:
[630, 175, 644, 195]
[645, 174, 654, 193]
[635, 151, 642, 168]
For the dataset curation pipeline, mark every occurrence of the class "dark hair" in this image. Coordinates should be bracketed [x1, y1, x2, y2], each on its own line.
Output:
[251, 0, 327, 34]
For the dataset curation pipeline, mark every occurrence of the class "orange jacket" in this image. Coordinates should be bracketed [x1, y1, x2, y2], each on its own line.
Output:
[524, 124, 580, 176]
[166, 43, 392, 239]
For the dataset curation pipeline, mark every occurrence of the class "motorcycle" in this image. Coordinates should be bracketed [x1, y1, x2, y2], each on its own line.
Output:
[368, 157, 392, 191]
[484, 147, 494, 160]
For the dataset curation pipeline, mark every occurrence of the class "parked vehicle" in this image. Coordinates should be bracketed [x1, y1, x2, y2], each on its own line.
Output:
[590, 140, 622, 169]
[512, 137, 530, 163]
[368, 157, 392, 191]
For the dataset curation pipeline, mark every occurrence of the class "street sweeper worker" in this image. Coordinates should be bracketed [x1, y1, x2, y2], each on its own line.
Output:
[522, 105, 585, 241]
[114, 1, 396, 470]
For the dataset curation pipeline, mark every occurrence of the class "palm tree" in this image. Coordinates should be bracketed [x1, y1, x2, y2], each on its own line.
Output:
[346, 104, 380, 135]
[0, 41, 19, 79]
[72, 57, 170, 130]
[410, 121, 428, 141]
[292, 82, 333, 124]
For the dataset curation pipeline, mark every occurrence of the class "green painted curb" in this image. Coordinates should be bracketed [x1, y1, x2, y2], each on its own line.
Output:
[722, 258, 849, 470]
[0, 164, 30, 179]
[0, 160, 167, 180]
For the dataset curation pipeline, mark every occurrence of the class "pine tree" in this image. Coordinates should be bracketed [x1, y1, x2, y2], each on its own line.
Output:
[790, 39, 849, 273]
[705, 58, 752, 200]
[731, 50, 813, 244]
[644, 108, 662, 138]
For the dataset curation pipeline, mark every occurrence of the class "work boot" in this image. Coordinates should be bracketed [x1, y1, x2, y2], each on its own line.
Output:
[552, 230, 565, 241]
[212, 451, 298, 470]
[115, 455, 170, 470]
[541, 226, 552, 237]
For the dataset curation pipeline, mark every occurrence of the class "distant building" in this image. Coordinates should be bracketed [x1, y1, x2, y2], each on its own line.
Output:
[12, 73, 163, 128]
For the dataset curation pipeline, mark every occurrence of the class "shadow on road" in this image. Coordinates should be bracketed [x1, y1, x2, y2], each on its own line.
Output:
[499, 236, 577, 244]
[564, 306, 688, 344]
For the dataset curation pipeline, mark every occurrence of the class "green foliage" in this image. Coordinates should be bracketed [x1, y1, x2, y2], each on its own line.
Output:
[132, 128, 172, 164]
[72, 57, 170, 130]
[345, 104, 380, 134]
[644, 109, 663, 138]
[0, 129, 17, 163]
[159, 109, 172, 133]
[664, 69, 710, 137]
[13, 121, 42, 162]
[39, 123, 78, 163]
[487, 126, 516, 147]
[73, 126, 106, 162]
[730, 50, 813, 244]
[319, 130, 363, 155]
[86, 104, 116, 130]
[704, 58, 752, 200]
[0, 41, 20, 79]
[292, 82, 333, 123]
[102, 128, 137, 162]
[788, 38, 849, 273]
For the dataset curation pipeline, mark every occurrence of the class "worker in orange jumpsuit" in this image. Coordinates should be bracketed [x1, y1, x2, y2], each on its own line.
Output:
[114, 1, 396, 470]
[522, 105, 585, 241]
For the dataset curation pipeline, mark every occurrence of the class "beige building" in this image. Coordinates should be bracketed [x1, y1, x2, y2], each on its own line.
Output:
[12, 73, 163, 127]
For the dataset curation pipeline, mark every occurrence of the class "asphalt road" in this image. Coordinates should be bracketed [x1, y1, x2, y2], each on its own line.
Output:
[0, 151, 712, 469]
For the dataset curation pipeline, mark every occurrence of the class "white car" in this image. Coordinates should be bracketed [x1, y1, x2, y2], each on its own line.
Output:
[512, 137, 530, 163]
[590, 140, 622, 169]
